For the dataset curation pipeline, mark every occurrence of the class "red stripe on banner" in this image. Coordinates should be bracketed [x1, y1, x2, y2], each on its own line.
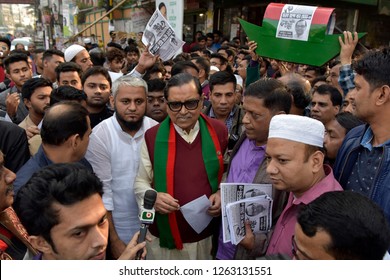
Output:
[166, 122, 183, 249]
[263, 3, 334, 25]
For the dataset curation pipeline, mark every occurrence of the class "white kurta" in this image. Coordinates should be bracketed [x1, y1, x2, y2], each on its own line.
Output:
[86, 114, 158, 243]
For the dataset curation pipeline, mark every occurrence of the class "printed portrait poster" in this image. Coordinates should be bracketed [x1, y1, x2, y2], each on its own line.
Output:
[276, 4, 317, 41]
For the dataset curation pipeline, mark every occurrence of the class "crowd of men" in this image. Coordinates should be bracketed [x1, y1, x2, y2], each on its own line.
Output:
[0, 28, 389, 260]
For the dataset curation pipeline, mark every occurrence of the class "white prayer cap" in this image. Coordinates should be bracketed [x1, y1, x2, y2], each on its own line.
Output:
[268, 115, 325, 147]
[83, 38, 91, 44]
[64, 44, 86, 62]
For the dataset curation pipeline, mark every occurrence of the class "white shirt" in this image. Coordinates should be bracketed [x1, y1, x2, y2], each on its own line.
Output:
[86, 114, 158, 243]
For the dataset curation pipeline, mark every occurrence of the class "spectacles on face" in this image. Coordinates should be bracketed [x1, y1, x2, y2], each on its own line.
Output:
[291, 235, 313, 260]
[0, 46, 8, 51]
[166, 99, 200, 112]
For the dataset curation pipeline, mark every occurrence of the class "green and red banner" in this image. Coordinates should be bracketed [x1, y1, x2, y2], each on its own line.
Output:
[240, 3, 366, 66]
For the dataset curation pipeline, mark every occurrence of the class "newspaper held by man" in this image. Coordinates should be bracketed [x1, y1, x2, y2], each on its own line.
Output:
[226, 195, 273, 245]
[220, 183, 273, 243]
[142, 9, 185, 61]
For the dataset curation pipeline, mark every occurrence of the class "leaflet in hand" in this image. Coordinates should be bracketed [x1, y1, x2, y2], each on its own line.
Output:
[220, 183, 273, 243]
[142, 9, 185, 61]
[226, 195, 273, 245]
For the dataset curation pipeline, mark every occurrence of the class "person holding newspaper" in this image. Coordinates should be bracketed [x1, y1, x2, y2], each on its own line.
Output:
[216, 79, 292, 260]
[265, 114, 343, 258]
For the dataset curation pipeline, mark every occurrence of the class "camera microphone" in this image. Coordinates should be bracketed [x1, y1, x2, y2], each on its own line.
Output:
[135, 189, 157, 260]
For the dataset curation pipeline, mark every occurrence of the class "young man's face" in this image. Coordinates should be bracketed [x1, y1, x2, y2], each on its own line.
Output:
[146, 90, 167, 123]
[324, 119, 347, 160]
[44, 55, 64, 81]
[24, 86, 52, 117]
[108, 57, 124, 73]
[83, 74, 111, 110]
[6, 61, 32, 88]
[58, 71, 82, 90]
[114, 85, 147, 131]
[209, 82, 236, 120]
[0, 41, 10, 63]
[352, 74, 378, 123]
[311, 92, 339, 126]
[40, 194, 109, 260]
[126, 51, 139, 65]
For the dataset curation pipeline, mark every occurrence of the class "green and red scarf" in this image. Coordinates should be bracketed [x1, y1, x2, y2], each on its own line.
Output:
[154, 113, 224, 249]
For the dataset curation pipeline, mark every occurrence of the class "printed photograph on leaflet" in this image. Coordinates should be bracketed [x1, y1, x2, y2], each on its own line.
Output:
[220, 183, 273, 243]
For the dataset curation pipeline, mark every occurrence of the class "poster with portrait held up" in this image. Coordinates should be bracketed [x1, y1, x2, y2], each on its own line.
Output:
[239, 2, 366, 66]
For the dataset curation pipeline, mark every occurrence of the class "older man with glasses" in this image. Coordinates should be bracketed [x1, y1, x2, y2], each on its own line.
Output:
[135, 73, 228, 260]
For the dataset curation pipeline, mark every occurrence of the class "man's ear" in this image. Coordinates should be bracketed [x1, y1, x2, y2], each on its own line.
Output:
[376, 85, 390, 106]
[29, 235, 53, 255]
[311, 150, 325, 173]
[23, 98, 32, 110]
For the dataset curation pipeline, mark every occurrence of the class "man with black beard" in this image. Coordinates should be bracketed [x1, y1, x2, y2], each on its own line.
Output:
[82, 66, 113, 128]
[86, 75, 158, 259]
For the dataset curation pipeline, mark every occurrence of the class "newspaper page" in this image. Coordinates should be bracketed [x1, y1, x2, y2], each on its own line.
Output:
[220, 183, 272, 243]
[226, 195, 273, 245]
[276, 4, 317, 42]
[142, 9, 185, 61]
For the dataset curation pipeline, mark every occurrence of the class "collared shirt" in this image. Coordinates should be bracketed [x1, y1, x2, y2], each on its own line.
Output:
[85, 114, 158, 243]
[173, 121, 199, 144]
[226, 138, 265, 183]
[266, 165, 342, 257]
[209, 107, 236, 133]
[338, 64, 355, 95]
[345, 127, 388, 196]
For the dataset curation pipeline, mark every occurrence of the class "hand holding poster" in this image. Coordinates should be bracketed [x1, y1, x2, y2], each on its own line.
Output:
[226, 195, 273, 245]
[142, 9, 184, 61]
[220, 183, 273, 243]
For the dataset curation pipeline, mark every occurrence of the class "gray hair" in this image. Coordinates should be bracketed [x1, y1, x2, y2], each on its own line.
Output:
[111, 75, 148, 99]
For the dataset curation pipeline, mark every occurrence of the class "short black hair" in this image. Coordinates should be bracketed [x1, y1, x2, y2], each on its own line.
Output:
[81, 66, 112, 88]
[147, 78, 166, 93]
[55, 62, 82, 82]
[192, 56, 210, 77]
[14, 163, 103, 249]
[3, 53, 29, 72]
[41, 101, 89, 145]
[50, 86, 87, 105]
[164, 73, 202, 100]
[298, 191, 390, 260]
[42, 49, 64, 62]
[124, 45, 139, 56]
[353, 47, 390, 91]
[209, 71, 236, 92]
[286, 79, 311, 110]
[171, 61, 199, 77]
[0, 37, 11, 49]
[106, 48, 125, 63]
[106, 42, 122, 51]
[245, 78, 291, 113]
[314, 84, 343, 107]
[21, 78, 53, 100]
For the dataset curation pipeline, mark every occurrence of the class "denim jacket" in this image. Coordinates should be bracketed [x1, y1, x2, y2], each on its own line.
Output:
[334, 124, 390, 225]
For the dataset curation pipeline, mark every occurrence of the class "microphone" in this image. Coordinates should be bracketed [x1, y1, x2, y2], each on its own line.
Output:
[135, 189, 157, 260]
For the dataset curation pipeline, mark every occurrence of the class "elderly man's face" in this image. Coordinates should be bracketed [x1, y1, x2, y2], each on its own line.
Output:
[166, 80, 203, 133]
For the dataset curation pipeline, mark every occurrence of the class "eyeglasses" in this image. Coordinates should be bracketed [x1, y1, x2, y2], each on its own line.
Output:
[166, 99, 200, 112]
[0, 46, 8, 51]
[291, 235, 313, 260]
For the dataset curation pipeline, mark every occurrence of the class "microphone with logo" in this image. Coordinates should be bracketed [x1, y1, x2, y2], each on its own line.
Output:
[135, 189, 157, 260]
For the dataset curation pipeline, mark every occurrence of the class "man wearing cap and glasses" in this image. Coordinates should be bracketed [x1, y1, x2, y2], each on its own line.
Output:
[264, 114, 342, 258]
[134, 73, 228, 259]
